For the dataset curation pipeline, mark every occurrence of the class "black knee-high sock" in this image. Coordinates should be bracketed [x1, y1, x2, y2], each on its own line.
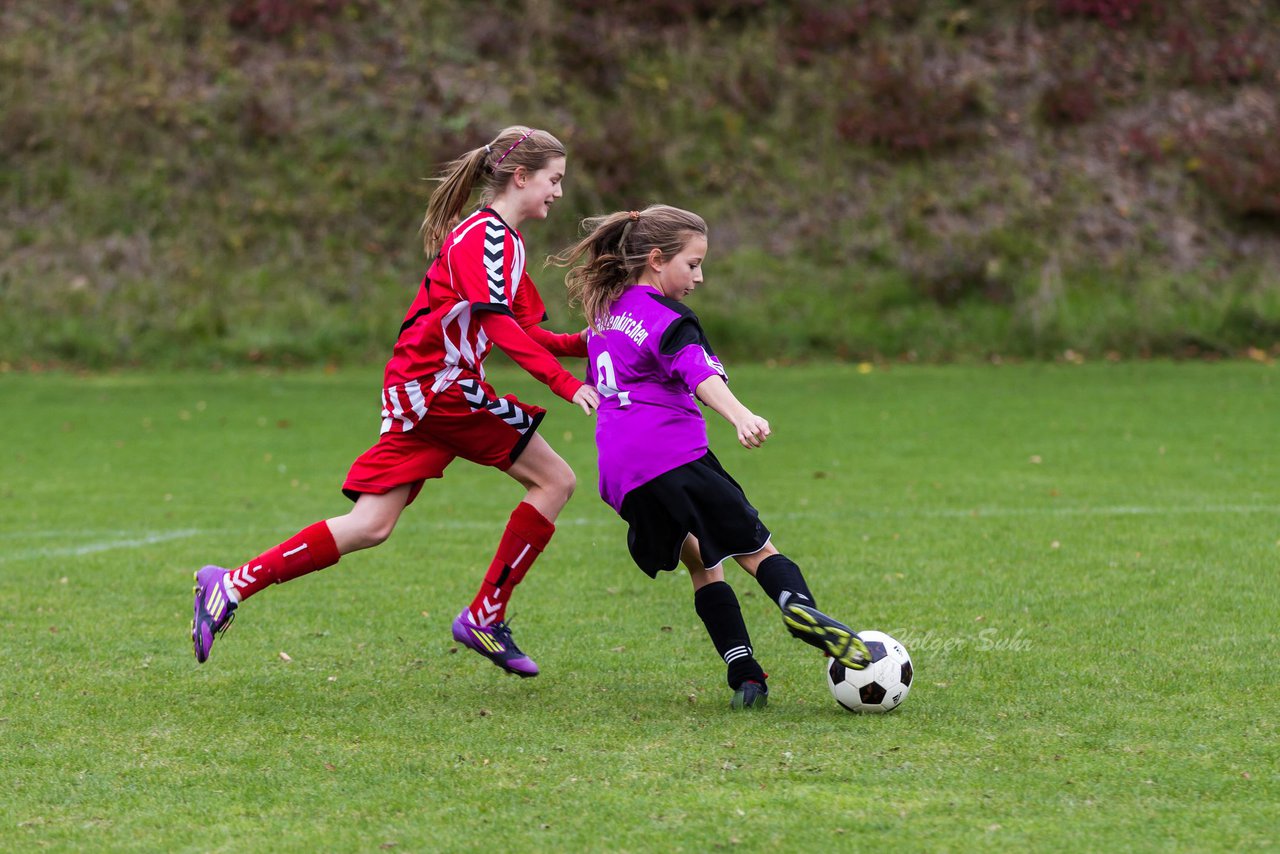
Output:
[694, 581, 767, 690]
[754, 554, 817, 610]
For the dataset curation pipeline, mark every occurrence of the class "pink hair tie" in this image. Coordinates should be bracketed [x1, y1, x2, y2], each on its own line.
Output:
[493, 130, 536, 167]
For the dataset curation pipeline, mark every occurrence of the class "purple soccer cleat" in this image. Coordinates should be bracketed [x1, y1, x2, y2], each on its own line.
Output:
[192, 565, 236, 663]
[451, 610, 539, 678]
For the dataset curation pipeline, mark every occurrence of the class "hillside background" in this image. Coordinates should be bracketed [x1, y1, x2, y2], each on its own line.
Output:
[3, 0, 1279, 367]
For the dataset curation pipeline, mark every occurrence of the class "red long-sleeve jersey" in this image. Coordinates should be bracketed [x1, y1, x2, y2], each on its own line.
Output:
[379, 208, 586, 434]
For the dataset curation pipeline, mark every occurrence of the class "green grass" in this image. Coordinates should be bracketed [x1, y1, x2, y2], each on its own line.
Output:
[1, 362, 1277, 851]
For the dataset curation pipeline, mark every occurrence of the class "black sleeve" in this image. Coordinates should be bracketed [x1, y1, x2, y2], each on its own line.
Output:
[659, 316, 712, 357]
[649, 292, 715, 357]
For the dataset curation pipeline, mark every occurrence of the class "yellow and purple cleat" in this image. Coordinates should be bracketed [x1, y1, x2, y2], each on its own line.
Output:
[451, 610, 539, 677]
[192, 565, 236, 663]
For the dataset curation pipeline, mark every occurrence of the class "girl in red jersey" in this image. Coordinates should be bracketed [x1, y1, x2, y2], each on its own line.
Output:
[192, 126, 599, 677]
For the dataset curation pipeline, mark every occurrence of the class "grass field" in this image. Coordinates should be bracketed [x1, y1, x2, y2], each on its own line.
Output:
[1, 361, 1276, 851]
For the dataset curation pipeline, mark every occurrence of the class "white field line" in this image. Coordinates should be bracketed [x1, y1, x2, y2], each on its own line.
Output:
[0, 529, 135, 540]
[0, 529, 203, 564]
[2, 503, 1276, 564]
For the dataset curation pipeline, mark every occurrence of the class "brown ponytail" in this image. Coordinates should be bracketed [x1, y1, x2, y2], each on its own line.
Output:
[550, 205, 707, 330]
[420, 126, 566, 257]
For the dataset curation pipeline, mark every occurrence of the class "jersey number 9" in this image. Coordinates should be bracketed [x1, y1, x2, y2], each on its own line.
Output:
[594, 352, 631, 407]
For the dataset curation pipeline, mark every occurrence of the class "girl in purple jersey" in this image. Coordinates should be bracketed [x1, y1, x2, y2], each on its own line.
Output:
[552, 204, 871, 709]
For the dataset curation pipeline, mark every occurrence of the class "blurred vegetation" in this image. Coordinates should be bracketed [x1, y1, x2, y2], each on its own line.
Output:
[2, 0, 1279, 368]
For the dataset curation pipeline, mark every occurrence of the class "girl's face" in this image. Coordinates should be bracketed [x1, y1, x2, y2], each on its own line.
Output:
[512, 156, 566, 223]
[653, 234, 708, 302]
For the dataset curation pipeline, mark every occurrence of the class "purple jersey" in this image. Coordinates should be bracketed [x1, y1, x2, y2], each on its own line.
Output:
[586, 285, 728, 511]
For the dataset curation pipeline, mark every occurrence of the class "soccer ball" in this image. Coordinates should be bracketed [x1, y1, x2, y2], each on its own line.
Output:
[826, 630, 913, 713]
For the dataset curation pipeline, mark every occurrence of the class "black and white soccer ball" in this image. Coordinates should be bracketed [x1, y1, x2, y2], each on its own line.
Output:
[826, 630, 913, 713]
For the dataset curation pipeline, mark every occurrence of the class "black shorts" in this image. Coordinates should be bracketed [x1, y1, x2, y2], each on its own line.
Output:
[618, 451, 771, 578]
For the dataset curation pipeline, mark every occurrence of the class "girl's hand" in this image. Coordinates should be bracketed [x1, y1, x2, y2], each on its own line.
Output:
[579, 327, 591, 342]
[693, 375, 769, 448]
[573, 384, 600, 415]
[734, 413, 770, 449]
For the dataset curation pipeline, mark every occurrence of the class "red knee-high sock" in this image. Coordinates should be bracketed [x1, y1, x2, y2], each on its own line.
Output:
[227, 521, 340, 602]
[468, 502, 555, 626]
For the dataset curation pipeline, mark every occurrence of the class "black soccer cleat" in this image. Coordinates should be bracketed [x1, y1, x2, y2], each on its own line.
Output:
[731, 679, 769, 710]
[782, 603, 871, 670]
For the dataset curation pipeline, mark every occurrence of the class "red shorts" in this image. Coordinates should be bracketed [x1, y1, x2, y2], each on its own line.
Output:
[342, 382, 546, 505]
